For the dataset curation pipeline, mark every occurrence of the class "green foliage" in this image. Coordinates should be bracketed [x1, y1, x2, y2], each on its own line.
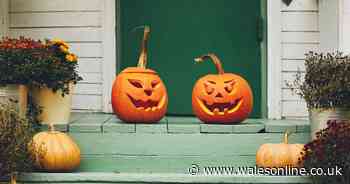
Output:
[288, 51, 350, 109]
[302, 120, 350, 184]
[0, 37, 82, 96]
[0, 103, 36, 178]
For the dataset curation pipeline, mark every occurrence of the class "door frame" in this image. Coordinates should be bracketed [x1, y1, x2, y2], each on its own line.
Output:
[104, 0, 280, 119]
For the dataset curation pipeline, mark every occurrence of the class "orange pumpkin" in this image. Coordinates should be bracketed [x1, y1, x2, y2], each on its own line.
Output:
[256, 132, 305, 168]
[111, 26, 168, 123]
[29, 124, 81, 172]
[192, 53, 253, 123]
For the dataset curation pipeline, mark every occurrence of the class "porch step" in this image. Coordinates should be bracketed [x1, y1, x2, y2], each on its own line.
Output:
[51, 113, 310, 173]
[17, 172, 311, 184]
[21, 113, 312, 183]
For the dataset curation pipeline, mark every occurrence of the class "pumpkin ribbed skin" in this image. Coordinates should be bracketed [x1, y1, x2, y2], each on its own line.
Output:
[30, 125, 81, 172]
[256, 132, 304, 168]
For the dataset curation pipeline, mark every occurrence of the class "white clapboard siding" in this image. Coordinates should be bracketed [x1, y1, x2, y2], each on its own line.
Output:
[74, 83, 102, 95]
[10, 12, 101, 28]
[69, 43, 102, 58]
[10, 0, 102, 12]
[280, 0, 319, 119]
[282, 12, 318, 31]
[72, 95, 102, 110]
[78, 59, 102, 73]
[282, 89, 303, 101]
[282, 32, 320, 43]
[10, 28, 102, 42]
[282, 101, 308, 117]
[281, 0, 318, 11]
[9, 0, 104, 111]
[79, 73, 102, 84]
[282, 43, 319, 60]
[282, 60, 305, 72]
[281, 72, 305, 89]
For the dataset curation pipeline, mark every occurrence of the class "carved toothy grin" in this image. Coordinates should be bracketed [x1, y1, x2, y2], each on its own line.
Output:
[197, 97, 243, 115]
[127, 94, 165, 111]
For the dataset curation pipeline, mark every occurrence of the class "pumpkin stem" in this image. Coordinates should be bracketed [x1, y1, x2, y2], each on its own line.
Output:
[284, 131, 289, 144]
[10, 173, 16, 184]
[194, 53, 225, 74]
[48, 123, 55, 132]
[137, 26, 150, 69]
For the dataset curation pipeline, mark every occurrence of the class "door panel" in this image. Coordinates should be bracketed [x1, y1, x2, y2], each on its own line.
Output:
[120, 0, 262, 117]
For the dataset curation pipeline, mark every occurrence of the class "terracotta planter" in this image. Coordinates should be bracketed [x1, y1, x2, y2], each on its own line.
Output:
[32, 85, 74, 125]
[0, 84, 28, 117]
[309, 108, 350, 139]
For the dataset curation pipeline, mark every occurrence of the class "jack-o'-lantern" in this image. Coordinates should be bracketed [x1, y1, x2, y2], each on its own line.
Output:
[192, 53, 253, 123]
[111, 26, 168, 123]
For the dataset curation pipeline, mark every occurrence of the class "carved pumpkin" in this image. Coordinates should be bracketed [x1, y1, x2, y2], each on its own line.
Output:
[111, 26, 168, 123]
[192, 53, 253, 123]
[256, 132, 304, 168]
[29, 124, 81, 171]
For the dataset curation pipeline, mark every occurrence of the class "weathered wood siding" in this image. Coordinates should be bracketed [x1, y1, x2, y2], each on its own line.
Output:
[9, 0, 103, 111]
[281, 0, 320, 119]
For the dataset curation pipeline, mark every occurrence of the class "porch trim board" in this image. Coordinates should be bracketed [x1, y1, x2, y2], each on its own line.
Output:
[102, 0, 117, 113]
[267, 0, 282, 119]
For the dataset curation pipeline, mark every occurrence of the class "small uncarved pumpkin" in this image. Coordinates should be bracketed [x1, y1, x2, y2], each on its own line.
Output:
[111, 26, 168, 123]
[192, 53, 253, 123]
[30, 124, 81, 171]
[256, 132, 304, 168]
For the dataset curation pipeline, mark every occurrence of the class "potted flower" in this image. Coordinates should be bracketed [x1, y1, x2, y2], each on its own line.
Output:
[0, 37, 44, 117]
[0, 103, 37, 184]
[288, 52, 350, 139]
[30, 39, 82, 125]
[302, 120, 350, 184]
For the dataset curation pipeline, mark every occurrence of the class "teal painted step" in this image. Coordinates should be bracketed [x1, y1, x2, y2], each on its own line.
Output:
[73, 132, 309, 173]
[17, 172, 312, 184]
[37, 113, 311, 173]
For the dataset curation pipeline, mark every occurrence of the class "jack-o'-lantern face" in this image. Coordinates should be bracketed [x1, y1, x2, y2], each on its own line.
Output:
[111, 26, 168, 123]
[126, 77, 166, 111]
[112, 68, 168, 123]
[192, 53, 253, 123]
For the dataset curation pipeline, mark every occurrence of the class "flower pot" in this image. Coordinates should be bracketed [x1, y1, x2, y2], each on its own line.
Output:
[0, 84, 28, 117]
[32, 84, 74, 125]
[309, 108, 350, 139]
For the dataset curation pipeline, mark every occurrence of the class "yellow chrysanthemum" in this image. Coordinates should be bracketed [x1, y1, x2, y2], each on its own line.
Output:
[66, 54, 78, 62]
[51, 38, 69, 49]
[59, 45, 69, 53]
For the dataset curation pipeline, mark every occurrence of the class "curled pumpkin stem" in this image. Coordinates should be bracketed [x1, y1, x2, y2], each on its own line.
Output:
[194, 53, 225, 74]
[137, 26, 151, 69]
[284, 131, 289, 144]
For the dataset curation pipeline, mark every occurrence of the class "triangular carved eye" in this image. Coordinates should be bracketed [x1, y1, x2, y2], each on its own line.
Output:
[151, 80, 160, 88]
[204, 83, 214, 95]
[224, 80, 235, 93]
[128, 79, 143, 88]
[207, 80, 216, 85]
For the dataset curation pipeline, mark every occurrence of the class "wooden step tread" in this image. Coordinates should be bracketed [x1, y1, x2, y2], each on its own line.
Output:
[16, 172, 311, 183]
[46, 113, 309, 134]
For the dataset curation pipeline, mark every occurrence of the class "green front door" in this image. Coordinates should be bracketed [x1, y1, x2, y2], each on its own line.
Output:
[119, 0, 263, 117]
